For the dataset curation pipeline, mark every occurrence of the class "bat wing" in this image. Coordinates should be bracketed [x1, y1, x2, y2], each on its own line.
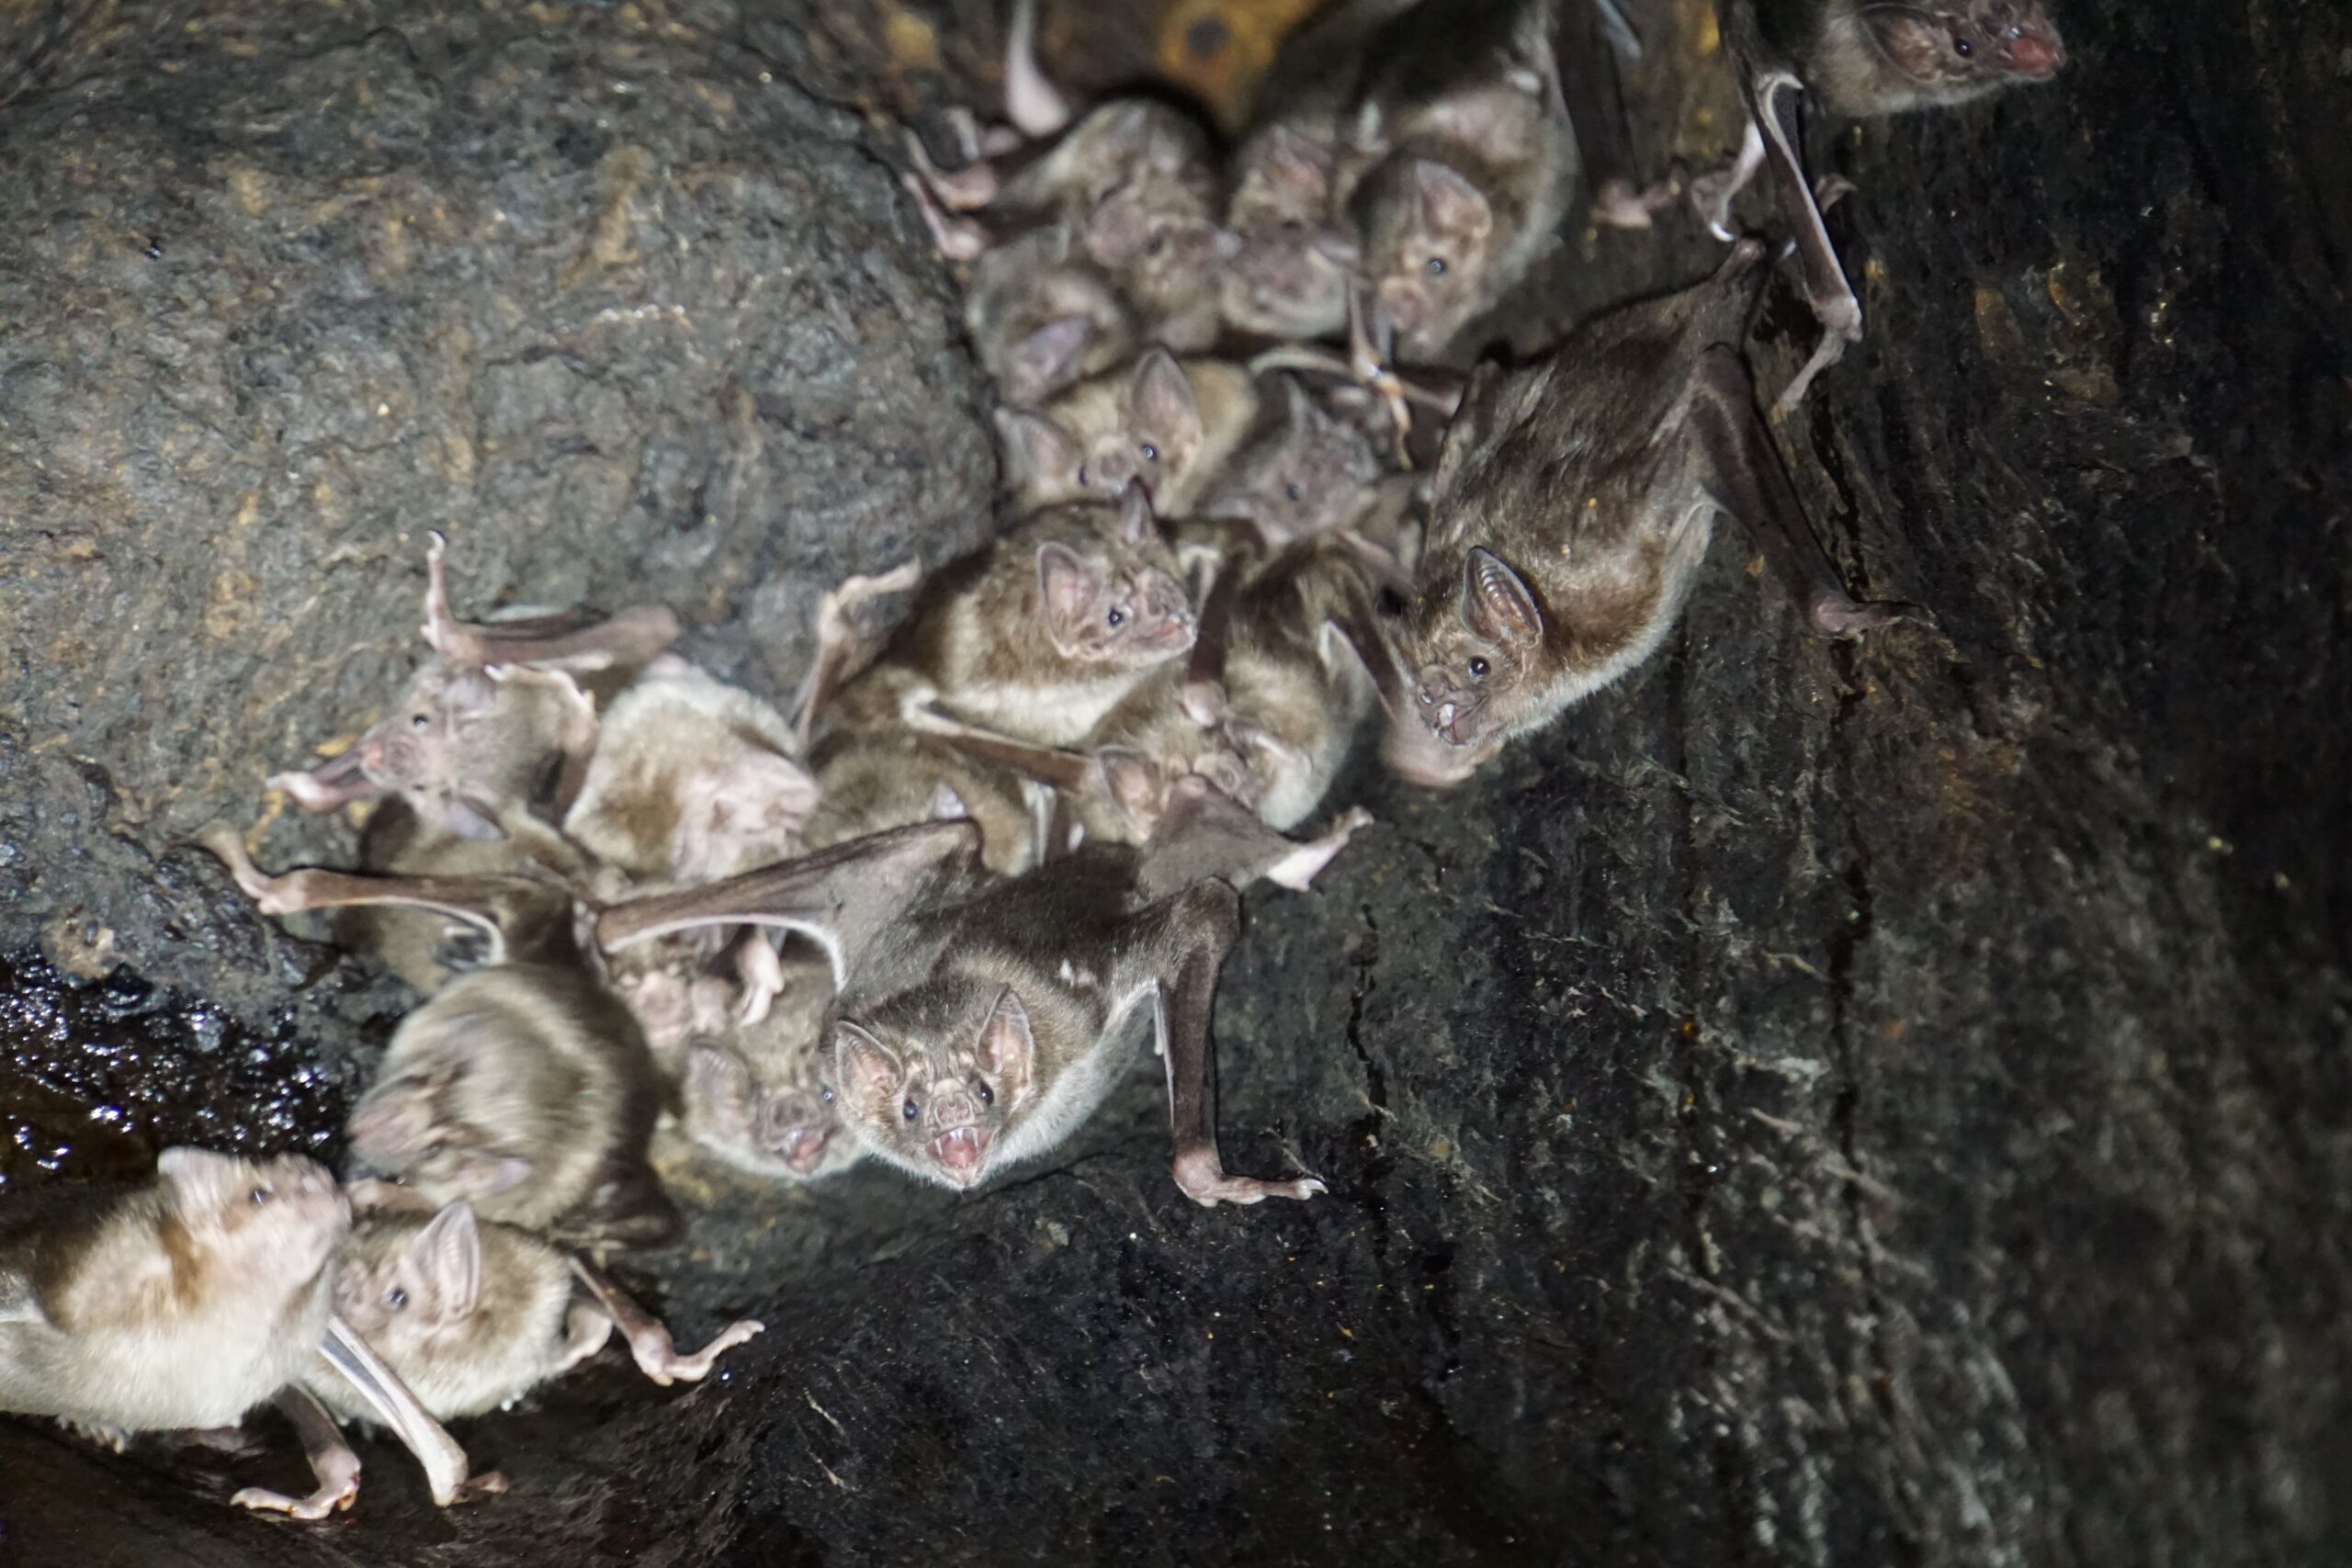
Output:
[594, 819, 984, 989]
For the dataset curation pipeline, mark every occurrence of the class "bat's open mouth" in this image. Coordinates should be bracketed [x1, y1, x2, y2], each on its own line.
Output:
[1996, 28, 2064, 77]
[778, 1126, 833, 1174]
[932, 1124, 990, 1180]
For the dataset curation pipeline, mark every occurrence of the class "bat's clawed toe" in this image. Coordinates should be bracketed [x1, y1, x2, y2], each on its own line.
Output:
[1807, 592, 1935, 639]
[1174, 1149, 1329, 1207]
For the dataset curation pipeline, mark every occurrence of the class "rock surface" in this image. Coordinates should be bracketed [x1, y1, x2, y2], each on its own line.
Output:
[2, 1, 2349, 1565]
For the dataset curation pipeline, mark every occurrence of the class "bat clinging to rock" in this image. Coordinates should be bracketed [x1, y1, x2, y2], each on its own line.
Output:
[317, 1190, 763, 1418]
[999, 349, 1259, 520]
[1383, 242, 1930, 786]
[1693, 0, 2065, 413]
[0, 1150, 488, 1518]
[204, 826, 682, 1252]
[594, 818, 1335, 1208]
[270, 534, 678, 840]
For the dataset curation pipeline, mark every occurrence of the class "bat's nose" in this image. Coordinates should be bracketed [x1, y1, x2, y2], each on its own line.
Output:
[1998, 24, 2063, 74]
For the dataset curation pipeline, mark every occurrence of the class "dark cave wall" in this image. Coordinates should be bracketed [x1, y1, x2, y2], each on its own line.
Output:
[1, 1, 2348, 1566]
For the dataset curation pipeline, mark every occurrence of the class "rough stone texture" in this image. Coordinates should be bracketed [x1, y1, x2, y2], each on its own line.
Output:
[3, 0, 2351, 1565]
[0, 0, 999, 1043]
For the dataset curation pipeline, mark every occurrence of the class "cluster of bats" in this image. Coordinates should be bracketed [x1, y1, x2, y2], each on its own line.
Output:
[0, 0, 2060, 1526]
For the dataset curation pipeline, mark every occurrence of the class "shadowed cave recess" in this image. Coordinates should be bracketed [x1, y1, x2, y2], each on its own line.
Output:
[0, 0, 2346, 1563]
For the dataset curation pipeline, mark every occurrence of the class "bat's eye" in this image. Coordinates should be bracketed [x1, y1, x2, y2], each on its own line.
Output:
[1106, 605, 1126, 628]
[1285, 482, 1304, 502]
[411, 713, 430, 730]
[1467, 657, 1490, 678]
[1145, 234, 1167, 258]
[976, 1080, 994, 1106]
[1139, 442, 1159, 463]
[901, 1099, 920, 1122]
[1426, 256, 1448, 276]
[820, 1086, 835, 1106]
[249, 1185, 272, 1206]
[1952, 35, 1973, 55]
[424, 1142, 446, 1157]
[386, 1286, 409, 1311]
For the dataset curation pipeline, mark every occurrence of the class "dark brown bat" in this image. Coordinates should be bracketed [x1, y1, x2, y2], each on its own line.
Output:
[595, 816, 1338, 1208]
[1220, 125, 1362, 342]
[271, 533, 678, 840]
[1693, 0, 2065, 413]
[1339, 0, 1580, 359]
[1382, 241, 1929, 784]
[203, 826, 681, 1252]
[316, 1190, 762, 1419]
[0, 1150, 484, 1517]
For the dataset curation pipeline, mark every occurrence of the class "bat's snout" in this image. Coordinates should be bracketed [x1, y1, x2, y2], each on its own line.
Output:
[1996, 21, 2064, 75]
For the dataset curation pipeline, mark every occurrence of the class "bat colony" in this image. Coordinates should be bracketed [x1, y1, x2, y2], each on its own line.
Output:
[0, 0, 2058, 1521]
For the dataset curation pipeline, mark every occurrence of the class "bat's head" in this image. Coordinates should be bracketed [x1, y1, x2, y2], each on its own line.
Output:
[348, 664, 515, 841]
[679, 1035, 863, 1182]
[831, 987, 1038, 1190]
[1860, 1, 2066, 103]
[1356, 158, 1496, 357]
[1200, 377, 1384, 545]
[991, 271, 1128, 407]
[348, 1064, 533, 1205]
[1222, 129, 1357, 339]
[1033, 490, 1197, 670]
[155, 1146, 349, 1295]
[1390, 546, 1545, 769]
[1087, 189, 1235, 323]
[332, 1201, 488, 1366]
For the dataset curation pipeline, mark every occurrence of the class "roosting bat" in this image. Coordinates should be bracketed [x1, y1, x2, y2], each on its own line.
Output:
[318, 1187, 762, 1417]
[594, 817, 1336, 1208]
[270, 534, 678, 840]
[1382, 240, 1929, 785]
[1693, 0, 2065, 413]
[0, 1149, 487, 1518]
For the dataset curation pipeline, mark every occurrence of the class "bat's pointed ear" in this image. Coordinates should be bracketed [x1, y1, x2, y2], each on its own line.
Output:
[1036, 541, 1103, 652]
[979, 987, 1037, 1106]
[1261, 125, 1335, 195]
[1411, 160, 1493, 244]
[1460, 547, 1543, 648]
[1128, 348, 1203, 450]
[156, 1146, 239, 1221]
[834, 1021, 902, 1111]
[411, 1201, 482, 1321]
[1095, 747, 1166, 836]
[685, 1042, 753, 1121]
[1117, 481, 1157, 546]
[1012, 315, 1097, 400]
[996, 408, 1083, 494]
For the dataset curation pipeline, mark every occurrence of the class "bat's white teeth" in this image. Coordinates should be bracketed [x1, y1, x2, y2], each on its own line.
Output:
[1435, 701, 1458, 732]
[931, 1124, 990, 1179]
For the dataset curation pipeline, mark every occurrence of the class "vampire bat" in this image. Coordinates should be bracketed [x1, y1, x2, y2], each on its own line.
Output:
[823, 487, 1195, 753]
[270, 533, 678, 840]
[1193, 374, 1389, 547]
[1381, 241, 1929, 786]
[338, 800, 592, 998]
[1338, 0, 1581, 359]
[594, 816, 1340, 1208]
[0, 1150, 487, 1518]
[1693, 0, 2064, 413]
[966, 225, 1140, 407]
[666, 948, 868, 1182]
[998, 349, 1258, 519]
[316, 1190, 762, 1421]
[905, 13, 1233, 355]
[203, 826, 682, 1252]
[562, 656, 820, 888]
